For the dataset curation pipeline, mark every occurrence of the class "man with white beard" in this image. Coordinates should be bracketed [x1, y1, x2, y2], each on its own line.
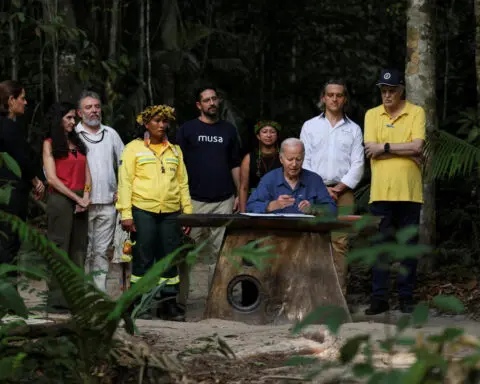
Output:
[75, 90, 124, 292]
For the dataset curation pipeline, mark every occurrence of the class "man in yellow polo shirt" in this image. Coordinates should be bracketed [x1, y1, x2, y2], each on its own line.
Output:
[363, 69, 425, 315]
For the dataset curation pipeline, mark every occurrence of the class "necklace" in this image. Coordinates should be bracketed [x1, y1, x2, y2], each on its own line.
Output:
[79, 130, 105, 144]
[144, 140, 178, 174]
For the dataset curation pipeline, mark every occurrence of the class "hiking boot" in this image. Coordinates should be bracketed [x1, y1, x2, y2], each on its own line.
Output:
[399, 297, 415, 314]
[157, 300, 185, 322]
[365, 299, 389, 315]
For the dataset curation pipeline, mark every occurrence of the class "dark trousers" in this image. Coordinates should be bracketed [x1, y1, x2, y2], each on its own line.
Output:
[369, 201, 422, 300]
[131, 207, 181, 284]
[47, 191, 88, 268]
[47, 191, 88, 306]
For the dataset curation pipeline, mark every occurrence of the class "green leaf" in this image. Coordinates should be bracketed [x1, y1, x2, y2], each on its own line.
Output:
[461, 352, 480, 367]
[428, 328, 464, 344]
[383, 370, 406, 384]
[396, 315, 410, 332]
[340, 334, 369, 363]
[0, 153, 21, 178]
[368, 371, 388, 384]
[411, 302, 429, 326]
[292, 305, 349, 335]
[432, 295, 464, 313]
[0, 185, 12, 205]
[353, 363, 374, 377]
[395, 226, 419, 244]
[442, 327, 464, 341]
[0, 282, 28, 318]
[0, 354, 26, 380]
[402, 360, 428, 384]
[0, 264, 45, 280]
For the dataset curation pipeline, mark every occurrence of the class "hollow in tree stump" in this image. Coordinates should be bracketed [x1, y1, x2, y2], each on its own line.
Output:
[177, 214, 371, 325]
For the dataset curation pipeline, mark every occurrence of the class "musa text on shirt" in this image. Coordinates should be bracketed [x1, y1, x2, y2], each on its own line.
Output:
[198, 135, 224, 143]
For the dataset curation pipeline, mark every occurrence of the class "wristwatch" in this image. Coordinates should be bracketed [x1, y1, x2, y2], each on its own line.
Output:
[384, 143, 390, 153]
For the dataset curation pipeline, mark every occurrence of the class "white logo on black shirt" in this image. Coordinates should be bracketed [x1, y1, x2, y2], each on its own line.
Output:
[198, 135, 224, 143]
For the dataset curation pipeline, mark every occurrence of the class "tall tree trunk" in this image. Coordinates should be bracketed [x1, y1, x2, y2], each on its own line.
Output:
[201, 0, 214, 74]
[288, 34, 297, 112]
[442, 0, 455, 121]
[9, 17, 17, 80]
[42, 0, 59, 101]
[146, 0, 153, 104]
[109, 0, 120, 58]
[406, 0, 437, 265]
[476, 0, 480, 116]
[139, 0, 145, 86]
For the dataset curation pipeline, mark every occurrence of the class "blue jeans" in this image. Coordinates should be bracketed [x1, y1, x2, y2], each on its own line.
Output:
[369, 201, 422, 300]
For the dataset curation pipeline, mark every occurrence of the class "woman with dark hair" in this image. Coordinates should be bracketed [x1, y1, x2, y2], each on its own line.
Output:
[239, 120, 282, 213]
[0, 80, 45, 266]
[42, 102, 91, 269]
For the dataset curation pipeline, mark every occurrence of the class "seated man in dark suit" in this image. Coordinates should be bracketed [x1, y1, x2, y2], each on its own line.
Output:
[246, 138, 336, 215]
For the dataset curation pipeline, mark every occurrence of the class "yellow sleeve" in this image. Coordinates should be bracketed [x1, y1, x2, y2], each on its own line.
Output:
[364, 109, 377, 142]
[412, 106, 426, 140]
[176, 146, 193, 214]
[115, 143, 136, 220]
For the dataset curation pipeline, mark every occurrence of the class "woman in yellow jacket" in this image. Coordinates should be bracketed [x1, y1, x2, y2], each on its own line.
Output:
[116, 105, 192, 320]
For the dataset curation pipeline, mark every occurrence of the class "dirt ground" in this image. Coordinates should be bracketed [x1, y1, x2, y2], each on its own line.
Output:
[20, 262, 480, 383]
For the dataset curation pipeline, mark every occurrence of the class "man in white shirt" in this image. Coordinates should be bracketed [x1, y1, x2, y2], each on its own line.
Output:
[75, 90, 124, 292]
[300, 79, 364, 295]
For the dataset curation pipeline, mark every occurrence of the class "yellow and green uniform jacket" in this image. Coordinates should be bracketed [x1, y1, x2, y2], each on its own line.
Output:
[116, 139, 193, 220]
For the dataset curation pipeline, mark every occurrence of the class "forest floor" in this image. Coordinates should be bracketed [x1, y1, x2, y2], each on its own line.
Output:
[21, 262, 480, 383]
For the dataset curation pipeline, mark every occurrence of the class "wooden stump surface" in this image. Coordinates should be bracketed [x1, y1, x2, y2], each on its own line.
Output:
[204, 229, 352, 325]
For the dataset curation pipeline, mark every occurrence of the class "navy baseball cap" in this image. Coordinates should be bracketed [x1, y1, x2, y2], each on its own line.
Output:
[376, 69, 405, 86]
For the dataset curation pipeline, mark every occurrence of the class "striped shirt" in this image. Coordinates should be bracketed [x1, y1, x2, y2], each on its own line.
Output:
[75, 122, 124, 204]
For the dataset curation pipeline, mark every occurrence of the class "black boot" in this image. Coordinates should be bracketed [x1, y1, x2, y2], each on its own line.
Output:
[365, 298, 389, 315]
[157, 298, 185, 321]
[399, 297, 415, 314]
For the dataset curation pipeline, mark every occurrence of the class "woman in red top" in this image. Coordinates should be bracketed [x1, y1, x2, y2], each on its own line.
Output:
[42, 102, 91, 270]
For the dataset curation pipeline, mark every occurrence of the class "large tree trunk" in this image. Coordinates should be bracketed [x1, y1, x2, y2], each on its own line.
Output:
[139, 0, 145, 86]
[109, 0, 120, 58]
[9, 17, 17, 80]
[476, 0, 480, 115]
[146, 0, 153, 105]
[405, 0, 437, 268]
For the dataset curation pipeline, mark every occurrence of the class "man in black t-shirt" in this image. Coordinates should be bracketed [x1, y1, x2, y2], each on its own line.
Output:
[176, 86, 241, 306]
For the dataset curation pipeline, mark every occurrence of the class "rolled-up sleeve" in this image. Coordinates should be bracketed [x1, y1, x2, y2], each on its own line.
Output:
[246, 179, 272, 213]
[340, 125, 364, 189]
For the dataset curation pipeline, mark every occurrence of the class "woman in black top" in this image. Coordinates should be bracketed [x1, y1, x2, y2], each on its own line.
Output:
[239, 120, 282, 213]
[0, 80, 45, 265]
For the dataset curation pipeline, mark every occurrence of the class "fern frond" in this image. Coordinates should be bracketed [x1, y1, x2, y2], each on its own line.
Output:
[0, 211, 120, 335]
[425, 130, 480, 179]
[1, 210, 193, 341]
[109, 243, 194, 322]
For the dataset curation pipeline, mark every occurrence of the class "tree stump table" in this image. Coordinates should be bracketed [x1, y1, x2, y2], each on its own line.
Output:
[177, 214, 371, 325]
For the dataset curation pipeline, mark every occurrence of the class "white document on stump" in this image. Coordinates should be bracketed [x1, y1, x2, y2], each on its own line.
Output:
[240, 213, 315, 218]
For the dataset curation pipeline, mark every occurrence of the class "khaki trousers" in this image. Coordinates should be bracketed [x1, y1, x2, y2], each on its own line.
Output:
[331, 190, 355, 295]
[178, 196, 234, 307]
